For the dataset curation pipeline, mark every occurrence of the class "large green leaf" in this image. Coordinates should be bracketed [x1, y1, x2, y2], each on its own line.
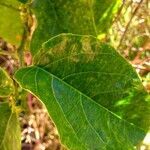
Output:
[0, 0, 23, 46]
[14, 66, 145, 149]
[30, 0, 121, 55]
[0, 102, 21, 150]
[0, 67, 14, 97]
[33, 34, 150, 129]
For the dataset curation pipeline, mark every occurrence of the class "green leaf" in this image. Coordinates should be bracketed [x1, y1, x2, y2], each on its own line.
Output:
[0, 67, 14, 97]
[0, 102, 21, 150]
[0, 0, 23, 46]
[34, 34, 150, 129]
[30, 0, 121, 55]
[14, 66, 145, 149]
[0, 0, 21, 8]
[18, 0, 28, 4]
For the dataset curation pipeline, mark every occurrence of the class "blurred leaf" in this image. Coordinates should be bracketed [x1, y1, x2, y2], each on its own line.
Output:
[97, 33, 106, 40]
[30, 0, 121, 56]
[95, 0, 121, 33]
[18, 0, 28, 4]
[133, 35, 150, 48]
[0, 102, 21, 150]
[0, 0, 21, 8]
[33, 34, 150, 129]
[0, 0, 23, 46]
[14, 66, 145, 149]
[0, 67, 14, 97]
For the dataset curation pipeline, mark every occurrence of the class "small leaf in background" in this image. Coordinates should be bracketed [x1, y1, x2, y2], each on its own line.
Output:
[34, 34, 150, 130]
[0, 102, 21, 150]
[133, 35, 150, 48]
[0, 67, 14, 97]
[0, 0, 23, 46]
[30, 0, 121, 56]
[14, 66, 146, 149]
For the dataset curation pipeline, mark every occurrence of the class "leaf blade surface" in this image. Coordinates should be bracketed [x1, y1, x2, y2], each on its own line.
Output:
[14, 66, 146, 149]
[0, 0, 23, 46]
[0, 102, 21, 150]
[34, 34, 150, 129]
[30, 0, 121, 55]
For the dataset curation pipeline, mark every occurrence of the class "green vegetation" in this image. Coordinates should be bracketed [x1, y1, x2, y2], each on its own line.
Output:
[0, 0, 149, 149]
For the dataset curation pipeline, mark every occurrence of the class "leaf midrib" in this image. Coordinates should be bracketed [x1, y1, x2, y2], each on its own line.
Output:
[51, 78, 87, 150]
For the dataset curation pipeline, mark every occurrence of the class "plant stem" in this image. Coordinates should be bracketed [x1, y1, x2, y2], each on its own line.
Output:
[17, 27, 28, 67]
[117, 0, 144, 49]
[17, 4, 33, 67]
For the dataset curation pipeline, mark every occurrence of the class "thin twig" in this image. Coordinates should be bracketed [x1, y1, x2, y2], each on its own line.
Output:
[117, 0, 144, 49]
